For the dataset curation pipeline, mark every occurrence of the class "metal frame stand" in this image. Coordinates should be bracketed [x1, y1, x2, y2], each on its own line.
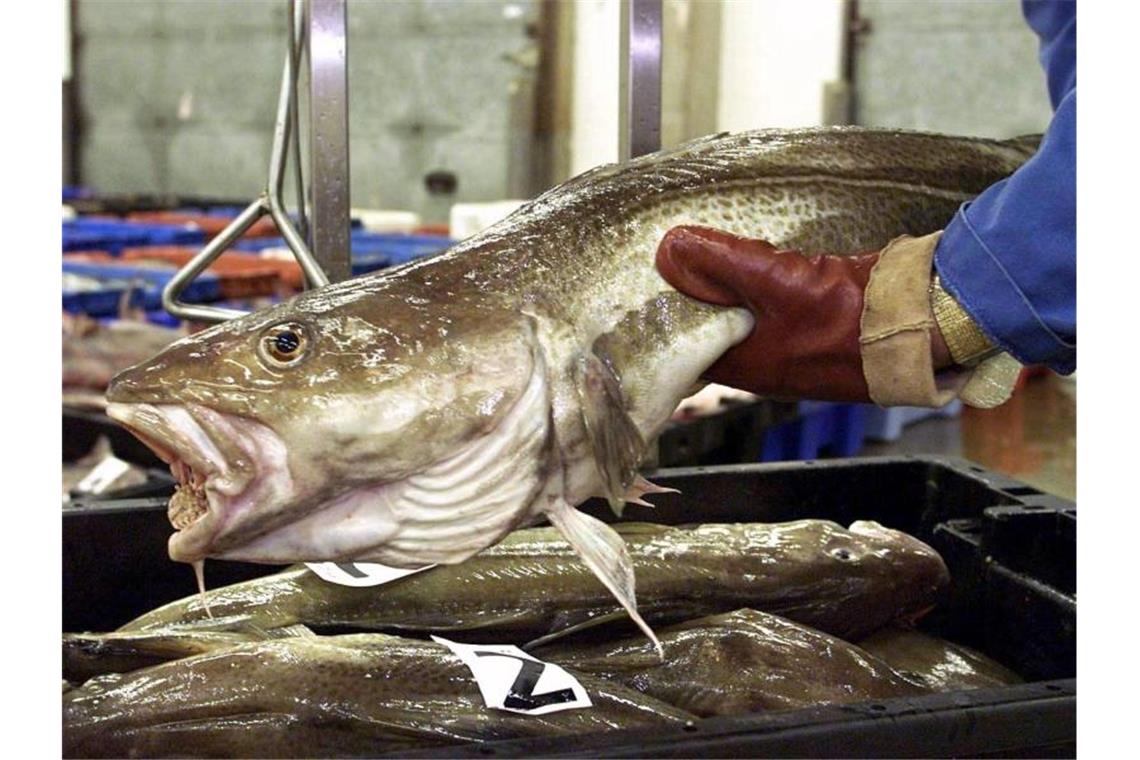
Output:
[305, 0, 352, 283]
[163, 0, 350, 323]
[166, 0, 662, 324]
[619, 0, 663, 161]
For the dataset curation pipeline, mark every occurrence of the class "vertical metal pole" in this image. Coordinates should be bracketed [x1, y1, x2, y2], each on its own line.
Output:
[287, 0, 309, 242]
[66, 0, 83, 187]
[305, 0, 352, 283]
[618, 0, 662, 161]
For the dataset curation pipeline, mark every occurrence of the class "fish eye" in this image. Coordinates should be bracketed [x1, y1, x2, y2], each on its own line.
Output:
[258, 322, 311, 367]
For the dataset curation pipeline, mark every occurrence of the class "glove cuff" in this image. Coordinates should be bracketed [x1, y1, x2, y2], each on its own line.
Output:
[859, 232, 1021, 409]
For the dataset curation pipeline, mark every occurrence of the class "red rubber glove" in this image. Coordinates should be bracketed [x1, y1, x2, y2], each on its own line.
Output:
[656, 226, 952, 403]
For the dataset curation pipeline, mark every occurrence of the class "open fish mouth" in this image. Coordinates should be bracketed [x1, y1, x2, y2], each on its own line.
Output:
[169, 462, 209, 530]
[105, 403, 276, 561]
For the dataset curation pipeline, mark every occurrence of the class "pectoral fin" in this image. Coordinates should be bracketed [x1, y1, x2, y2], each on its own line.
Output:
[575, 350, 646, 515]
[623, 474, 681, 508]
[544, 499, 663, 658]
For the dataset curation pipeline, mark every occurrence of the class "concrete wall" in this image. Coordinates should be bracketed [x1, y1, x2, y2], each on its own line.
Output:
[75, 0, 539, 222]
[717, 0, 844, 131]
[853, 0, 1054, 138]
[568, 0, 618, 175]
[74, 0, 1052, 217]
[568, 0, 846, 179]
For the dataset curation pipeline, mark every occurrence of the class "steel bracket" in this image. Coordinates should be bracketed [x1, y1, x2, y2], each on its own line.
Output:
[163, 0, 341, 323]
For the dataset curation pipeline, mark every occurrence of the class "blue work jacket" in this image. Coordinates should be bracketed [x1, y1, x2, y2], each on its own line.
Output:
[933, 0, 1076, 373]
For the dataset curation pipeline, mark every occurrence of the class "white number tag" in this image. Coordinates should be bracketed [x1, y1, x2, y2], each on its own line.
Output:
[76, 456, 133, 496]
[305, 561, 435, 587]
[432, 636, 592, 715]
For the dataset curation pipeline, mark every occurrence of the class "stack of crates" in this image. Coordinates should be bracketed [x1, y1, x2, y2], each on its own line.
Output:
[63, 212, 455, 320]
[760, 401, 965, 461]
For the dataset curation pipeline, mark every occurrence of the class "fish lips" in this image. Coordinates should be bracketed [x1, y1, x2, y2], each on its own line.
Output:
[106, 402, 263, 562]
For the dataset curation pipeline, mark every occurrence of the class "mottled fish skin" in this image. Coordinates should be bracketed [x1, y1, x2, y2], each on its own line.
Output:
[62, 633, 694, 759]
[857, 626, 1023, 692]
[121, 520, 949, 645]
[62, 626, 311, 684]
[103, 129, 1033, 647]
[539, 609, 925, 716]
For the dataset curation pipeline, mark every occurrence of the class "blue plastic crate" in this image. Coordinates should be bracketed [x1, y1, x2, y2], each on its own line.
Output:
[63, 262, 220, 316]
[63, 228, 150, 254]
[760, 402, 868, 462]
[863, 401, 963, 442]
[63, 219, 206, 253]
[230, 233, 454, 269]
[194, 206, 249, 218]
[143, 310, 182, 328]
[229, 237, 285, 252]
[354, 232, 453, 265]
[187, 209, 361, 229]
[63, 287, 131, 317]
[351, 252, 393, 275]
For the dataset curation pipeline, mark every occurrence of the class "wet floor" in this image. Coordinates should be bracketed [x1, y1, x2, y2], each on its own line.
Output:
[862, 372, 1076, 500]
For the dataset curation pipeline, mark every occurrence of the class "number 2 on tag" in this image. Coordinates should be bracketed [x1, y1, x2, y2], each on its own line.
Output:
[474, 652, 577, 710]
[431, 636, 593, 715]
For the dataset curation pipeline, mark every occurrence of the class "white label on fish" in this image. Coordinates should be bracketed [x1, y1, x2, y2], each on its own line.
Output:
[305, 561, 436, 587]
[431, 636, 593, 715]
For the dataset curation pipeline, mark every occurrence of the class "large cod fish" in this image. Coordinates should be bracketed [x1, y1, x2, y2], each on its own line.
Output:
[540, 609, 925, 716]
[63, 633, 693, 758]
[105, 128, 1036, 650]
[120, 520, 949, 646]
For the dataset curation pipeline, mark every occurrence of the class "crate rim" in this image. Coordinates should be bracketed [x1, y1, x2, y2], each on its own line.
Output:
[62, 455, 1077, 758]
[388, 679, 1075, 758]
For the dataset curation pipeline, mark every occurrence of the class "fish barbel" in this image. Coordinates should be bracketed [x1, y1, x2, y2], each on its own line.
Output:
[104, 128, 1036, 649]
[121, 520, 949, 645]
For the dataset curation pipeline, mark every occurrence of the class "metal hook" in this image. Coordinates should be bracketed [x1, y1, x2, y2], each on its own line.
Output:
[163, 0, 328, 323]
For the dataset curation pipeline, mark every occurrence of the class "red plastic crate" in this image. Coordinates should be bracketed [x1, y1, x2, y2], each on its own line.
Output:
[119, 247, 287, 299]
[126, 211, 280, 240]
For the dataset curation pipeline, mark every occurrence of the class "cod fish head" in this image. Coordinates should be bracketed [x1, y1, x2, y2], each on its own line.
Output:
[846, 520, 952, 619]
[106, 280, 551, 568]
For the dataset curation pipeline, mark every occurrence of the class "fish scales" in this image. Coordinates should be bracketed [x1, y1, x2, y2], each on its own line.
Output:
[62, 633, 694, 759]
[539, 609, 926, 716]
[105, 128, 1033, 647]
[62, 629, 266, 684]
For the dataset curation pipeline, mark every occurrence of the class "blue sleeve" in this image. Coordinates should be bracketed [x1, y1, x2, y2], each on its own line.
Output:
[933, 0, 1076, 374]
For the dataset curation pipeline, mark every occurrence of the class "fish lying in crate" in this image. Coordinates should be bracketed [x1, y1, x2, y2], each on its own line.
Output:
[62, 519, 1022, 758]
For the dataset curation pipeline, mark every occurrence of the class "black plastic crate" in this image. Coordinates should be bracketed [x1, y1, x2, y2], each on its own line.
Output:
[62, 457, 1075, 757]
[656, 400, 798, 466]
[62, 408, 177, 507]
[63, 407, 166, 469]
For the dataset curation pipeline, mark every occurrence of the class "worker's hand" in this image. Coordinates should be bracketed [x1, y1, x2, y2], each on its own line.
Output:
[655, 226, 956, 404]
